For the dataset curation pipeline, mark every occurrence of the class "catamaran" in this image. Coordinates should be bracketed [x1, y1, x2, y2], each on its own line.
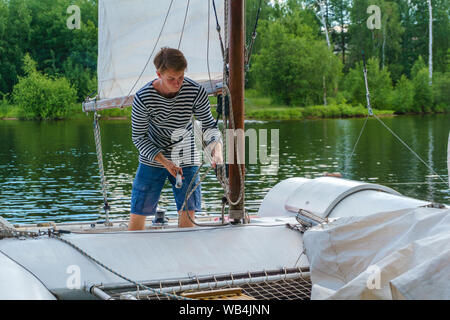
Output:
[0, 0, 449, 300]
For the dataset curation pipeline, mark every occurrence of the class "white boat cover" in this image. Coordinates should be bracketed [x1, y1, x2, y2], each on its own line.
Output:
[0, 219, 308, 299]
[303, 207, 450, 300]
[98, 0, 224, 100]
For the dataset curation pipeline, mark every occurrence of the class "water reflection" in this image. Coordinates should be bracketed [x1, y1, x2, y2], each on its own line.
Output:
[0, 115, 448, 224]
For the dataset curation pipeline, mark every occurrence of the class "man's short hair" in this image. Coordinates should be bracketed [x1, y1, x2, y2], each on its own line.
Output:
[154, 47, 187, 73]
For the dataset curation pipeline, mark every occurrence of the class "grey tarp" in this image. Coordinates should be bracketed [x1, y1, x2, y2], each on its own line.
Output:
[303, 207, 450, 300]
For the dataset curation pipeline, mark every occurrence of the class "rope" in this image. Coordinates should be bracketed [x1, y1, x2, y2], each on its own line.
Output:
[177, 86, 246, 226]
[221, 0, 245, 206]
[221, 0, 247, 220]
[88, 2, 176, 222]
[180, 164, 227, 227]
[372, 113, 447, 184]
[48, 231, 191, 300]
[0, 224, 44, 239]
[178, 86, 246, 225]
[206, 0, 214, 92]
[177, 118, 230, 227]
[245, 0, 262, 69]
[178, 0, 246, 227]
[171, 0, 229, 227]
[177, 0, 190, 50]
[345, 111, 447, 185]
[91, 0, 245, 227]
[212, 0, 225, 58]
[344, 114, 370, 174]
[362, 52, 374, 116]
[222, 84, 245, 207]
[117, 0, 174, 109]
[346, 51, 448, 186]
[93, 111, 111, 225]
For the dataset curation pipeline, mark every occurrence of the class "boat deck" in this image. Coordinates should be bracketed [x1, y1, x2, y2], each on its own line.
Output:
[9, 215, 233, 235]
[1, 215, 310, 300]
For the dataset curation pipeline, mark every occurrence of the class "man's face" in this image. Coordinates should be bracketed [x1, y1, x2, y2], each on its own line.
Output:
[157, 69, 185, 93]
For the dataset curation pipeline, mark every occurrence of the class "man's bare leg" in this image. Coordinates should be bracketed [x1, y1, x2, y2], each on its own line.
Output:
[128, 213, 147, 231]
[178, 210, 195, 228]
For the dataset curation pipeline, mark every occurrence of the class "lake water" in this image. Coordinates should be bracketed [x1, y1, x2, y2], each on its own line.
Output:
[0, 114, 448, 224]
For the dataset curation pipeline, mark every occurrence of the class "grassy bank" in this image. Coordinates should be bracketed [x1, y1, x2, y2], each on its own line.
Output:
[3, 90, 447, 121]
[243, 89, 395, 120]
[0, 102, 84, 120]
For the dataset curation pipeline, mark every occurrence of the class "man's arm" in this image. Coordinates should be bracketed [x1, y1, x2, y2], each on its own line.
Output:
[131, 93, 163, 162]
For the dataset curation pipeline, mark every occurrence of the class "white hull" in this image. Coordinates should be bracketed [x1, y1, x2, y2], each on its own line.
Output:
[1, 177, 448, 300]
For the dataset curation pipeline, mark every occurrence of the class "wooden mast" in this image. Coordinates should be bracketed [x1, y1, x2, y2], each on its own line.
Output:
[228, 0, 245, 222]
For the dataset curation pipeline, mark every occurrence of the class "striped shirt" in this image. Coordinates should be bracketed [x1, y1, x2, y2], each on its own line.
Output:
[131, 77, 220, 168]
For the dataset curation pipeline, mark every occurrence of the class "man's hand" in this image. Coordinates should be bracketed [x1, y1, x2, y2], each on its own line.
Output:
[210, 142, 223, 169]
[155, 153, 183, 178]
[165, 161, 183, 179]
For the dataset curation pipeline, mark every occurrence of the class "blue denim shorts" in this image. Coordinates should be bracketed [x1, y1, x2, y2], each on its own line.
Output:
[130, 163, 202, 216]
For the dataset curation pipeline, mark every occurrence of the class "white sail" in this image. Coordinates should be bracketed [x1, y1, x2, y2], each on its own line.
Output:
[98, 0, 224, 101]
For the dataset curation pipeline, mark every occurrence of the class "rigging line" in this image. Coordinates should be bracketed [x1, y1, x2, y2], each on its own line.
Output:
[360, 50, 446, 186]
[246, 0, 262, 67]
[222, 84, 245, 207]
[93, 110, 110, 225]
[180, 164, 230, 228]
[177, 0, 244, 226]
[179, 121, 230, 227]
[118, 0, 174, 109]
[344, 113, 370, 173]
[48, 232, 192, 300]
[207, 0, 214, 92]
[212, 0, 225, 58]
[178, 112, 241, 226]
[178, 0, 190, 50]
[208, 1, 245, 215]
[372, 113, 447, 184]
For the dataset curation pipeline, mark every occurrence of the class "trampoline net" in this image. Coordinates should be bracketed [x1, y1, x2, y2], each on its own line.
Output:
[95, 267, 312, 300]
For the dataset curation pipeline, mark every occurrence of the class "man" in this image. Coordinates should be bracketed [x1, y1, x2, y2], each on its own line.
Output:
[128, 47, 222, 230]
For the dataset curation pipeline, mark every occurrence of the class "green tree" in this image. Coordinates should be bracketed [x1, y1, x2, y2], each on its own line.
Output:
[0, 0, 32, 94]
[432, 71, 450, 112]
[251, 6, 342, 106]
[408, 0, 450, 75]
[347, 0, 404, 77]
[329, 0, 351, 65]
[25, 0, 97, 76]
[391, 75, 414, 113]
[13, 54, 77, 120]
[246, 0, 273, 53]
[0, 0, 98, 100]
[391, 0, 415, 78]
[0, 0, 8, 94]
[411, 55, 426, 78]
[444, 48, 450, 73]
[62, 57, 97, 101]
[411, 61, 433, 113]
[245, 0, 274, 88]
